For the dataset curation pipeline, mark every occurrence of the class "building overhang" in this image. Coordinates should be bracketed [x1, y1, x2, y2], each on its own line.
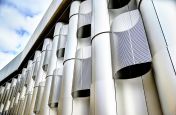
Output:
[0, 0, 71, 85]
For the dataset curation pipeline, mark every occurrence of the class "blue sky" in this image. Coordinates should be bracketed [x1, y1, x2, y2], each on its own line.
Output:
[0, 0, 52, 69]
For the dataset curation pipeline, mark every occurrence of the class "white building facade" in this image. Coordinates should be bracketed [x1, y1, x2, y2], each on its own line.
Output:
[0, 0, 176, 115]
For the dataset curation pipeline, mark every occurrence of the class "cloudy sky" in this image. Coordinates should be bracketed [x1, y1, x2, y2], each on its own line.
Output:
[0, 0, 52, 69]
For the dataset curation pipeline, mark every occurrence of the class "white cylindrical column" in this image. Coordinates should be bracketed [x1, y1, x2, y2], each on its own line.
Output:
[9, 96, 15, 114]
[34, 81, 45, 114]
[0, 86, 4, 113]
[49, 69, 62, 108]
[2, 78, 17, 114]
[1, 83, 11, 105]
[48, 24, 68, 115]
[72, 0, 91, 115]
[28, 38, 51, 115]
[59, 1, 80, 115]
[0, 87, 5, 104]
[19, 68, 27, 94]
[9, 76, 20, 115]
[24, 51, 41, 115]
[13, 74, 22, 115]
[17, 85, 26, 115]
[39, 23, 63, 115]
[56, 25, 68, 115]
[111, 8, 162, 114]
[0, 83, 11, 114]
[109, 1, 162, 114]
[43, 44, 52, 72]
[139, 0, 176, 114]
[20, 60, 33, 115]
[32, 51, 41, 81]
[3, 99, 10, 115]
[91, 0, 117, 115]
[16, 68, 27, 115]
[34, 41, 52, 114]
[25, 61, 33, 87]
[48, 68, 62, 115]
[0, 86, 5, 103]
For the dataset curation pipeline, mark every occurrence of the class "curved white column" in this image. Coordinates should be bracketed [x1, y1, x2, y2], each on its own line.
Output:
[19, 60, 33, 115]
[0, 86, 5, 103]
[49, 69, 62, 111]
[139, 0, 176, 114]
[59, 1, 80, 115]
[39, 23, 63, 115]
[33, 81, 45, 114]
[34, 43, 52, 115]
[1, 83, 11, 106]
[114, 71, 162, 115]
[0, 86, 4, 113]
[48, 24, 68, 115]
[19, 61, 32, 115]
[91, 0, 117, 115]
[72, 0, 91, 115]
[17, 84, 26, 115]
[32, 51, 41, 82]
[0, 84, 8, 104]
[9, 74, 21, 114]
[3, 78, 17, 114]
[12, 74, 22, 115]
[18, 89, 26, 115]
[0, 83, 11, 105]
[9, 96, 15, 114]
[14, 68, 27, 115]
[24, 51, 41, 115]
[109, 1, 162, 114]
[28, 38, 51, 115]
[49, 60, 65, 115]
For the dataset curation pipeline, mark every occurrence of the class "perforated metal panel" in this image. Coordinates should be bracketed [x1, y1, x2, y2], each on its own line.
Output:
[57, 25, 68, 58]
[111, 10, 151, 79]
[43, 44, 52, 72]
[77, 12, 91, 39]
[72, 46, 91, 98]
[32, 51, 41, 81]
[77, 0, 91, 40]
[72, 0, 92, 98]
[49, 69, 62, 108]
[32, 57, 40, 81]
[25, 61, 33, 87]
[34, 81, 45, 114]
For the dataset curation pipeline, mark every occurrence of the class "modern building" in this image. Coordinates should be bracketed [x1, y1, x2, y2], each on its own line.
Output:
[0, 0, 176, 115]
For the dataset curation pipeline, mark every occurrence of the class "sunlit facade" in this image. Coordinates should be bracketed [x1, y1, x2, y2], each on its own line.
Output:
[0, 0, 176, 115]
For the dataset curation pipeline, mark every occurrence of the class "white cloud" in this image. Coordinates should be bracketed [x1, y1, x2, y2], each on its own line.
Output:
[0, 26, 21, 51]
[4, 0, 52, 15]
[0, 52, 15, 70]
[0, 0, 52, 70]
